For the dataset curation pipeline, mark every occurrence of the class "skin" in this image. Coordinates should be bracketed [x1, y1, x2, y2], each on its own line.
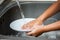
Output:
[22, 0, 60, 37]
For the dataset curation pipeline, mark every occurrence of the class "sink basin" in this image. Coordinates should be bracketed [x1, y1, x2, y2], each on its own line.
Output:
[0, 1, 60, 40]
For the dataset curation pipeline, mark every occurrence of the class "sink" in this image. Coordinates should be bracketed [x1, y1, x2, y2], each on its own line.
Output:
[0, 1, 60, 40]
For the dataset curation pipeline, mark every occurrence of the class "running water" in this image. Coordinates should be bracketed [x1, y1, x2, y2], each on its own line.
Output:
[15, 0, 26, 37]
[15, 0, 25, 18]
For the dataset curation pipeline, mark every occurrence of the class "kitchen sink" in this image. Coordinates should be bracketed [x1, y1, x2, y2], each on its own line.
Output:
[0, 1, 60, 40]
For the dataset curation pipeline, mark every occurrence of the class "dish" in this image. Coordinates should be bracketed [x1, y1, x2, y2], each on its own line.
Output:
[10, 18, 35, 32]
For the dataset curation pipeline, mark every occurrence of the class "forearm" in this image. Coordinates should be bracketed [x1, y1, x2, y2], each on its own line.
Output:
[43, 21, 60, 32]
[37, 2, 59, 22]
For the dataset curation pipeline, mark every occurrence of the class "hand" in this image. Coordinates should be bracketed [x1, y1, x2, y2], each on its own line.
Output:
[22, 19, 43, 30]
[58, 0, 60, 2]
[27, 24, 45, 37]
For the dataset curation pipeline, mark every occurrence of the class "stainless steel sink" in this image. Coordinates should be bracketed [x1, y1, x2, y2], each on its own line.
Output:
[0, 1, 60, 40]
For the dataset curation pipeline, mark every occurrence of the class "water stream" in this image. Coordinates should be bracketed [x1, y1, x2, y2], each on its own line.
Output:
[15, 0, 25, 18]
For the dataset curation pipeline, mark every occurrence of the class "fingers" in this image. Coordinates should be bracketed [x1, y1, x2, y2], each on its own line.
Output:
[27, 31, 39, 37]
[22, 24, 33, 29]
[26, 25, 43, 37]
[22, 24, 31, 29]
[22, 20, 36, 29]
[27, 30, 43, 37]
[27, 28, 39, 37]
[27, 30, 37, 37]
[27, 31, 34, 36]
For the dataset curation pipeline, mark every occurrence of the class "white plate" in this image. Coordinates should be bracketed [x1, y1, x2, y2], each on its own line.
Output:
[10, 18, 35, 32]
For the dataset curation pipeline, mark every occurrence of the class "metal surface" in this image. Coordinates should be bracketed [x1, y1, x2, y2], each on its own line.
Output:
[12, 0, 57, 1]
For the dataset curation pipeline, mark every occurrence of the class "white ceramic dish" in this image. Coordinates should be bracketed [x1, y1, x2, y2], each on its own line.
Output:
[10, 18, 35, 32]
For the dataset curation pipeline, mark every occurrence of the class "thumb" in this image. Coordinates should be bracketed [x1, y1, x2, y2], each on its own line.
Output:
[27, 30, 35, 36]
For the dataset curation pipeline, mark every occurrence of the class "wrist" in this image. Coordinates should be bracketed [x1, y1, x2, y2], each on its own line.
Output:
[36, 17, 45, 24]
[35, 19, 43, 25]
[39, 26, 46, 33]
[42, 25, 52, 33]
[39, 25, 49, 33]
[36, 15, 46, 22]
